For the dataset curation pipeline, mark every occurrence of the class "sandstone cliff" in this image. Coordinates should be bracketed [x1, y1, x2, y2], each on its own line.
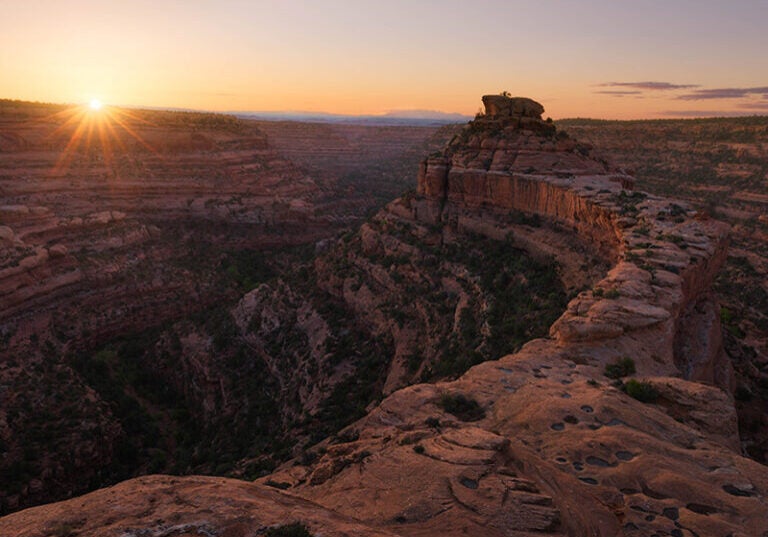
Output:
[251, 96, 760, 537]
[2, 96, 766, 537]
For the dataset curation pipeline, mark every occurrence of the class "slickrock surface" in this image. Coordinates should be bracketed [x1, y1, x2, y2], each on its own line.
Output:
[0, 475, 396, 537]
[4, 96, 766, 537]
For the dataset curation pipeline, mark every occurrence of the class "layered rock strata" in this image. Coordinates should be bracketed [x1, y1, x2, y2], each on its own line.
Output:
[0, 102, 330, 512]
[3, 96, 766, 537]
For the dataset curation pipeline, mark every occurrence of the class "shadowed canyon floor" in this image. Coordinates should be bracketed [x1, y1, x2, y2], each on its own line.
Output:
[2, 95, 767, 536]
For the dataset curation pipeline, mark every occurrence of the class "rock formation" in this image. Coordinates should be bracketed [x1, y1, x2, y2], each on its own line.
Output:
[0, 99, 450, 513]
[2, 95, 767, 537]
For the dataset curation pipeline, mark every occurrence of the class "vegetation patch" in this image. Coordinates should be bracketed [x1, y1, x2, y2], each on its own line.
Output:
[604, 357, 636, 379]
[265, 522, 313, 537]
[622, 379, 659, 403]
[437, 392, 486, 422]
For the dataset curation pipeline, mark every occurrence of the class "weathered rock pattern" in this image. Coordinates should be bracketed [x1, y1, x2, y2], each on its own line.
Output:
[557, 116, 768, 462]
[253, 97, 764, 537]
[3, 95, 767, 537]
[0, 475, 397, 537]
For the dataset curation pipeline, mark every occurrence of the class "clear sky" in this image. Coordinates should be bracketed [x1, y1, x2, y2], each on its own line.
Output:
[1, 0, 767, 119]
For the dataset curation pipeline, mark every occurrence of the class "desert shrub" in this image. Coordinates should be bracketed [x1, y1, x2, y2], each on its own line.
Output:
[623, 379, 659, 403]
[265, 522, 313, 537]
[438, 393, 485, 422]
[604, 288, 621, 299]
[604, 357, 636, 379]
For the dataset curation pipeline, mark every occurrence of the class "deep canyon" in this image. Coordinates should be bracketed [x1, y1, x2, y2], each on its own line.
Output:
[1, 95, 767, 536]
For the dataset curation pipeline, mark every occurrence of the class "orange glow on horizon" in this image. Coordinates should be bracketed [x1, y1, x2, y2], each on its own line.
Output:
[45, 104, 161, 177]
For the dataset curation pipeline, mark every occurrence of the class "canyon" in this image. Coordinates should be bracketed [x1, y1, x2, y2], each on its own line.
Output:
[0, 99, 447, 512]
[1, 95, 767, 536]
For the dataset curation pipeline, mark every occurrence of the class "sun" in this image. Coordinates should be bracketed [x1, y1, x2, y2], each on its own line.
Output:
[48, 101, 160, 178]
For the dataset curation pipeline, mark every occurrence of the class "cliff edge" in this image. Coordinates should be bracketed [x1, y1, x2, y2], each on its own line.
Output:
[2, 95, 764, 537]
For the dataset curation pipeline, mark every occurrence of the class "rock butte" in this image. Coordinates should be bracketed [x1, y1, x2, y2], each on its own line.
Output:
[2, 95, 767, 537]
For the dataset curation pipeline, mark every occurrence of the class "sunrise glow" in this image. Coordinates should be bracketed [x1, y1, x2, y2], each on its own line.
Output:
[1, 1, 767, 118]
[89, 99, 103, 110]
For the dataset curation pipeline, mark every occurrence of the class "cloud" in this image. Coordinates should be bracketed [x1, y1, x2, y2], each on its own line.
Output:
[594, 90, 643, 97]
[598, 81, 699, 91]
[677, 87, 768, 100]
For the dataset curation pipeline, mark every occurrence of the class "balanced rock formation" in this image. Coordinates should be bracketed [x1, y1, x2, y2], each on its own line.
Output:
[3, 95, 766, 537]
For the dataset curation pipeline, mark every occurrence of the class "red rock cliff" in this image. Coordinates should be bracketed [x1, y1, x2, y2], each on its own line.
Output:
[3, 96, 764, 537]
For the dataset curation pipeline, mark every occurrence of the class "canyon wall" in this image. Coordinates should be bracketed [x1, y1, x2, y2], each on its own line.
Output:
[2, 96, 766, 537]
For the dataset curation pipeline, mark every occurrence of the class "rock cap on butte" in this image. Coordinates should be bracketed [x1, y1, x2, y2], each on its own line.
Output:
[481, 94, 545, 119]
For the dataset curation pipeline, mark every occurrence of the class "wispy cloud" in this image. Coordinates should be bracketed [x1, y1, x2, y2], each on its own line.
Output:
[677, 87, 768, 100]
[598, 81, 699, 91]
[594, 90, 643, 97]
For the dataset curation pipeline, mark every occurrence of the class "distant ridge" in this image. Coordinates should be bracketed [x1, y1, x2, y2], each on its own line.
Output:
[233, 109, 470, 126]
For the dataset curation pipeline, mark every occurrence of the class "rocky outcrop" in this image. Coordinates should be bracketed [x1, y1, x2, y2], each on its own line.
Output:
[0, 475, 397, 537]
[255, 97, 765, 537]
[3, 95, 766, 537]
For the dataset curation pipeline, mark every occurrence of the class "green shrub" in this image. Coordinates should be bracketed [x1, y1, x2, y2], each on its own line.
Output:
[604, 288, 621, 299]
[266, 522, 313, 537]
[437, 393, 486, 422]
[623, 379, 659, 403]
[604, 357, 636, 379]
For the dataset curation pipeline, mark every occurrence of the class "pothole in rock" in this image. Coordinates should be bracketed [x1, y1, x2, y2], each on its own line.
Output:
[722, 484, 757, 497]
[661, 507, 679, 520]
[685, 503, 720, 515]
[585, 456, 613, 468]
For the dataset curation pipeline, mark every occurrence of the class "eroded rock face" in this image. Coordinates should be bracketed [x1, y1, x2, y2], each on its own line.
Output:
[257, 96, 765, 537]
[4, 95, 766, 537]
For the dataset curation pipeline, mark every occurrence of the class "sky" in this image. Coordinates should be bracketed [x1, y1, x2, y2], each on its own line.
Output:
[1, 0, 767, 119]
